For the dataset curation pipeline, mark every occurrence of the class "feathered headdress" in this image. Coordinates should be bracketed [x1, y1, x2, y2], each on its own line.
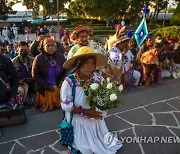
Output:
[107, 25, 128, 50]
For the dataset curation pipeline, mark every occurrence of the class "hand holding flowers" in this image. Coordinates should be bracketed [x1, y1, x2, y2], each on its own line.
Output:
[87, 77, 124, 111]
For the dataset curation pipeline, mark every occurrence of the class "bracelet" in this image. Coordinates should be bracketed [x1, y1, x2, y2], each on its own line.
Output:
[79, 107, 85, 116]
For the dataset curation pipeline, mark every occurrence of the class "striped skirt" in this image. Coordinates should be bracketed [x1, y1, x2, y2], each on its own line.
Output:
[36, 87, 60, 112]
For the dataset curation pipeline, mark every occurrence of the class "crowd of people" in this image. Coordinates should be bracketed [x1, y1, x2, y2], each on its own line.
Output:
[0, 24, 180, 153]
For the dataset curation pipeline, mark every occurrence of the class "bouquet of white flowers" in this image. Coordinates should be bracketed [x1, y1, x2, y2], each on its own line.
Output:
[87, 77, 124, 111]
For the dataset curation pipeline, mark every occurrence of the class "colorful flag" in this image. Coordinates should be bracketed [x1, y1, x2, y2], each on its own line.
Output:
[134, 17, 148, 47]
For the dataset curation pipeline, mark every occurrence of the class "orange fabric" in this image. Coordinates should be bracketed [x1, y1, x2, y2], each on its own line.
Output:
[140, 49, 159, 85]
[36, 87, 60, 112]
[140, 49, 159, 65]
[141, 63, 155, 84]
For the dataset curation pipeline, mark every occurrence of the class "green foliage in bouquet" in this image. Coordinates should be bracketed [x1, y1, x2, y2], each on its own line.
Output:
[87, 78, 124, 111]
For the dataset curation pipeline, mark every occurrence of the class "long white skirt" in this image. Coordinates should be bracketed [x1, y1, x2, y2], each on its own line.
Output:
[71, 115, 122, 154]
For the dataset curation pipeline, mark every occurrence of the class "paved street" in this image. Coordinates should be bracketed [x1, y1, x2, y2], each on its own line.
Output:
[0, 79, 180, 154]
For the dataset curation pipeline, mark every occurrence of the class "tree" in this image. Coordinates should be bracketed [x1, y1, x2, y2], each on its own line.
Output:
[127, 0, 152, 26]
[151, 0, 169, 21]
[68, 0, 129, 26]
[170, 2, 180, 25]
[23, 0, 70, 19]
[127, 0, 152, 17]
[0, 0, 17, 21]
[67, 0, 155, 26]
[68, 0, 86, 18]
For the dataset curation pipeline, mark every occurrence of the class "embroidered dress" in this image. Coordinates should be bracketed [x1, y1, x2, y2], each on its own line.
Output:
[61, 72, 122, 154]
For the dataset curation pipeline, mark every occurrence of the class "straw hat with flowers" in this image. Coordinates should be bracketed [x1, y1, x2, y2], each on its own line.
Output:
[63, 46, 108, 69]
[70, 25, 93, 41]
[107, 26, 129, 50]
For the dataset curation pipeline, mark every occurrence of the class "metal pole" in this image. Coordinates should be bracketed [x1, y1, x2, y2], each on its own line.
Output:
[51, 6, 53, 27]
[163, 0, 168, 26]
[57, 0, 60, 27]
[49, 0, 53, 26]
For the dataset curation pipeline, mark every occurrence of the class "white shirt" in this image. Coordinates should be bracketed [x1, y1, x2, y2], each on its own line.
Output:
[124, 50, 134, 71]
[67, 41, 105, 59]
[108, 46, 123, 68]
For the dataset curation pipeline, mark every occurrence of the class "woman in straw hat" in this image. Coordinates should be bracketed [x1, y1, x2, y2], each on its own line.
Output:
[32, 38, 66, 112]
[61, 46, 122, 154]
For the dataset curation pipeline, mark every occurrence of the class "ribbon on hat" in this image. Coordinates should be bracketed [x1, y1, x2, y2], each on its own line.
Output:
[43, 38, 55, 45]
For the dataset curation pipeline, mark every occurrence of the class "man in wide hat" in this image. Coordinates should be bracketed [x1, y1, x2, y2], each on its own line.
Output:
[67, 25, 105, 59]
[107, 34, 130, 85]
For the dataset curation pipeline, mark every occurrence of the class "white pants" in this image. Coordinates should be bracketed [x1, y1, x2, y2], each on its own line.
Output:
[133, 70, 141, 86]
[18, 82, 29, 102]
[162, 70, 171, 78]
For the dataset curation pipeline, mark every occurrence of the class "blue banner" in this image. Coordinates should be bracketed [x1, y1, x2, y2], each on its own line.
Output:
[134, 17, 148, 47]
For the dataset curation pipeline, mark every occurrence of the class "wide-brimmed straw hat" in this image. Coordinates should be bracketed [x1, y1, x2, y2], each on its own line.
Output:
[107, 26, 129, 50]
[113, 36, 129, 46]
[70, 25, 93, 41]
[172, 68, 180, 79]
[63, 46, 108, 69]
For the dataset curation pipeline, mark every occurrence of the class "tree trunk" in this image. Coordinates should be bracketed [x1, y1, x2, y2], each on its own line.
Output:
[153, 3, 158, 21]
[155, 6, 160, 21]
[106, 17, 110, 27]
[152, 9, 156, 21]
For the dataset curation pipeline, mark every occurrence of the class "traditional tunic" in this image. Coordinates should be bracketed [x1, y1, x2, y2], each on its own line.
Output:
[108, 46, 123, 84]
[124, 50, 141, 86]
[60, 72, 122, 154]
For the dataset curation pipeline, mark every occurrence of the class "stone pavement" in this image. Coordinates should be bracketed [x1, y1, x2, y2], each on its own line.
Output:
[0, 79, 180, 154]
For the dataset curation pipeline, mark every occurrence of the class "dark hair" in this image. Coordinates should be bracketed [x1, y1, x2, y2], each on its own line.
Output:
[156, 34, 162, 38]
[146, 37, 152, 42]
[18, 41, 28, 47]
[162, 40, 169, 46]
[63, 42, 69, 46]
[7, 44, 13, 47]
[173, 42, 180, 64]
[76, 56, 96, 69]
[153, 42, 162, 49]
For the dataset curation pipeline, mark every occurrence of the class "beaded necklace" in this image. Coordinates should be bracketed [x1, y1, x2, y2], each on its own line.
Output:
[75, 70, 93, 96]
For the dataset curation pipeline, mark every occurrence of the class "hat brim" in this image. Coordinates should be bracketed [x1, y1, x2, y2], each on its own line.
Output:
[172, 71, 180, 79]
[114, 37, 129, 46]
[70, 25, 93, 41]
[63, 53, 108, 69]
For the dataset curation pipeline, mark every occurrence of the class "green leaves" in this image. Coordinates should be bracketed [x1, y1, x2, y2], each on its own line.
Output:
[67, 0, 129, 20]
[170, 2, 180, 25]
[87, 79, 124, 111]
[152, 26, 180, 40]
[0, 0, 14, 21]
[23, 0, 70, 19]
